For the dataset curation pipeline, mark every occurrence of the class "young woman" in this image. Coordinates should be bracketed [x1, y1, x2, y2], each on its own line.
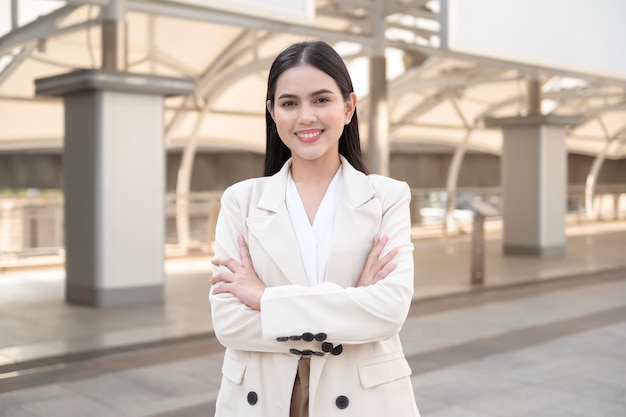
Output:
[209, 41, 420, 417]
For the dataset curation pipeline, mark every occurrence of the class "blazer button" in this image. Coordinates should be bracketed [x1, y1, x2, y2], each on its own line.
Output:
[276, 336, 289, 342]
[290, 348, 302, 355]
[314, 332, 327, 341]
[331, 344, 343, 356]
[289, 335, 302, 341]
[335, 395, 349, 409]
[302, 332, 315, 342]
[321, 342, 333, 353]
[301, 349, 313, 357]
[247, 391, 258, 405]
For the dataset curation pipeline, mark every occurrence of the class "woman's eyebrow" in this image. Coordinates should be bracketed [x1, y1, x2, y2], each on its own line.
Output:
[277, 89, 336, 100]
[309, 88, 335, 97]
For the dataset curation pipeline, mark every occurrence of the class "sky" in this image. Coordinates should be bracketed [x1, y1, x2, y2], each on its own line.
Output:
[1, 0, 66, 38]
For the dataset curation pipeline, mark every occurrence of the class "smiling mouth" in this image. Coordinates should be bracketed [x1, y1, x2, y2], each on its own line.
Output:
[296, 130, 323, 142]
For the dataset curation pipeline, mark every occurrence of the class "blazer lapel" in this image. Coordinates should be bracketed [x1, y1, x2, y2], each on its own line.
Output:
[246, 159, 309, 287]
[310, 157, 382, 406]
[324, 156, 382, 287]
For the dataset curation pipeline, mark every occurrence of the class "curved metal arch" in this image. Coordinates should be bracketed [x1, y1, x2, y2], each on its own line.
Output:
[585, 118, 626, 219]
[200, 57, 274, 107]
[0, 44, 35, 86]
[443, 94, 475, 233]
[0, 4, 86, 54]
[168, 30, 273, 253]
[165, 29, 255, 142]
[174, 105, 207, 253]
[173, 30, 266, 252]
[386, 65, 515, 135]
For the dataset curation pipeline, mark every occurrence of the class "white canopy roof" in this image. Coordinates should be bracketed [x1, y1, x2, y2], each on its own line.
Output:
[1, 0, 625, 160]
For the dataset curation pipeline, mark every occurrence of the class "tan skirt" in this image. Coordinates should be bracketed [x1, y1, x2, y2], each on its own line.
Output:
[290, 358, 311, 417]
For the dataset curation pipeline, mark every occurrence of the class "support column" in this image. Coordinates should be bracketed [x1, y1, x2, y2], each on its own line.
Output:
[485, 114, 582, 257]
[368, 56, 389, 175]
[367, 2, 389, 175]
[102, 0, 127, 70]
[35, 70, 194, 307]
[11, 0, 18, 30]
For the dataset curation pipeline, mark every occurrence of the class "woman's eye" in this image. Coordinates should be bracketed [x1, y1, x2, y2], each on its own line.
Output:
[315, 97, 330, 104]
[281, 101, 296, 107]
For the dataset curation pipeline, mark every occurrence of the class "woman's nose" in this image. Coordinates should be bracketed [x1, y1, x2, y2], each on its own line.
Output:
[297, 104, 316, 124]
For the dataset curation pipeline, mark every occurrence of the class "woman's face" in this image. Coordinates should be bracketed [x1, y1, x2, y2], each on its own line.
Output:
[268, 64, 356, 167]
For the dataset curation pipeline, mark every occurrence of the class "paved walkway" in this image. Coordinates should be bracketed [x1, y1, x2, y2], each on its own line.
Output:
[0, 220, 625, 416]
[1, 262, 625, 416]
[1, 221, 626, 368]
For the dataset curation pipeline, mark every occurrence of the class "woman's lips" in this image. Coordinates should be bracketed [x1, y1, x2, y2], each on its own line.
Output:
[295, 130, 323, 143]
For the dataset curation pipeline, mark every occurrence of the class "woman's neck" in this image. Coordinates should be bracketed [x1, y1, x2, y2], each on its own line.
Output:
[290, 155, 341, 224]
[290, 155, 341, 186]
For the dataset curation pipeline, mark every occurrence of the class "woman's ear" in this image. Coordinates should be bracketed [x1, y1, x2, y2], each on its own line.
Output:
[266, 100, 275, 120]
[344, 92, 357, 125]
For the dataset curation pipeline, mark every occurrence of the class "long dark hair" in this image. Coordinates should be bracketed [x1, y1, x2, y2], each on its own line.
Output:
[264, 41, 368, 176]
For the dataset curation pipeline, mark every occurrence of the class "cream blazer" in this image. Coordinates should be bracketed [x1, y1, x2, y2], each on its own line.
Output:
[210, 156, 420, 417]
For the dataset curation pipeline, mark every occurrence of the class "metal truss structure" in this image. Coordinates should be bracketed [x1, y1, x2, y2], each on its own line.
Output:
[1, 0, 625, 218]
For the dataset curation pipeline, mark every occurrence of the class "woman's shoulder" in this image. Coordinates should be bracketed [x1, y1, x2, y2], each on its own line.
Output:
[224, 159, 290, 199]
[366, 173, 406, 187]
[226, 177, 270, 192]
[221, 176, 270, 203]
[227, 176, 268, 191]
[366, 174, 410, 197]
[341, 157, 408, 195]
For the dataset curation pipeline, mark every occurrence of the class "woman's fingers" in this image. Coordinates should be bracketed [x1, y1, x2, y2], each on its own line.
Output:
[209, 236, 265, 310]
[368, 235, 394, 271]
[211, 281, 231, 295]
[357, 235, 398, 287]
[211, 237, 252, 272]
[376, 246, 398, 270]
[211, 256, 241, 273]
[209, 271, 232, 285]
[238, 236, 253, 269]
[366, 236, 387, 265]
[375, 260, 397, 281]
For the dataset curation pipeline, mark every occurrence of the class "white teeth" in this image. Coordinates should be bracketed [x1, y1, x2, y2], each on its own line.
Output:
[297, 131, 320, 139]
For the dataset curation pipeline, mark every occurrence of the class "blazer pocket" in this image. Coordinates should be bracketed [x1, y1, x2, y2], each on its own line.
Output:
[222, 353, 247, 384]
[358, 352, 412, 389]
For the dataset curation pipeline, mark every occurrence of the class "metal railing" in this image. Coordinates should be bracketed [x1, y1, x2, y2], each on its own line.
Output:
[0, 195, 64, 258]
[1, 185, 625, 260]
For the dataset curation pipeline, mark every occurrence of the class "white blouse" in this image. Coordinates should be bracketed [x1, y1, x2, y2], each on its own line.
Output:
[286, 166, 343, 286]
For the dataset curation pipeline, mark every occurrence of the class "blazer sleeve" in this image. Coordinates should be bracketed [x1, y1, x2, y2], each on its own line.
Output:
[260, 180, 415, 344]
[209, 185, 321, 353]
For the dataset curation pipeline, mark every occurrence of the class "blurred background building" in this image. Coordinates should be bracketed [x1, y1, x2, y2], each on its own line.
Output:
[1, 1, 626, 416]
[1, 1, 625, 274]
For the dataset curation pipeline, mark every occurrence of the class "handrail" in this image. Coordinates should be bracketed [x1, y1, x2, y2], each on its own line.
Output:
[1, 185, 625, 258]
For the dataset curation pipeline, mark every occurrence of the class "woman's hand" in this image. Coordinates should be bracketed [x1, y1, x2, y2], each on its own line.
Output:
[210, 236, 265, 310]
[356, 235, 398, 287]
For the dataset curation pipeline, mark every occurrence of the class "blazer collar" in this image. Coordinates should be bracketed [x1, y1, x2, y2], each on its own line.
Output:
[258, 155, 375, 212]
[247, 155, 376, 287]
[257, 158, 291, 212]
[337, 155, 376, 209]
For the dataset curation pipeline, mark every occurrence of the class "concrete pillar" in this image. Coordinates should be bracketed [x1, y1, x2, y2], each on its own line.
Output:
[368, 56, 389, 176]
[102, 0, 127, 71]
[35, 69, 194, 306]
[367, 2, 389, 176]
[485, 114, 583, 257]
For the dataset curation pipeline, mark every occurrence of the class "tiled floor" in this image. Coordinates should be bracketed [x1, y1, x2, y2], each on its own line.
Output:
[0, 221, 625, 416]
[1, 221, 626, 367]
[1, 264, 625, 416]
